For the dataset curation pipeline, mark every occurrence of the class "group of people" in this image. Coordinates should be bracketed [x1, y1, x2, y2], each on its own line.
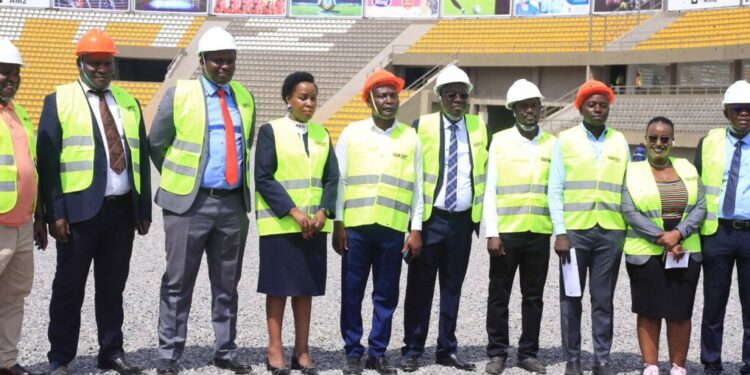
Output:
[1, 24, 750, 375]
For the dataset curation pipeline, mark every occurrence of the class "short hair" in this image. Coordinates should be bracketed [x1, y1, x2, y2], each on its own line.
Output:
[646, 116, 675, 130]
[282, 71, 317, 103]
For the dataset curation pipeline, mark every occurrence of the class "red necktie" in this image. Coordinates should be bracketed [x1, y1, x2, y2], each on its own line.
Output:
[216, 89, 239, 186]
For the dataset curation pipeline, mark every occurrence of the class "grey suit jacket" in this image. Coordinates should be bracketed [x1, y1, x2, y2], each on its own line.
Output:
[148, 83, 255, 214]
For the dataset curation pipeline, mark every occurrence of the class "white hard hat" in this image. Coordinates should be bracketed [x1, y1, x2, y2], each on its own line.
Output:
[197, 27, 237, 55]
[0, 39, 24, 66]
[433, 64, 473, 96]
[723, 80, 750, 105]
[506, 79, 543, 109]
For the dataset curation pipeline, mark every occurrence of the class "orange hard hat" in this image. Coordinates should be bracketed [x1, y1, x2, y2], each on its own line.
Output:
[574, 79, 615, 109]
[362, 69, 405, 103]
[76, 29, 118, 56]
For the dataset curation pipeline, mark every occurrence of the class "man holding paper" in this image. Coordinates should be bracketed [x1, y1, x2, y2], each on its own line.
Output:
[548, 80, 629, 375]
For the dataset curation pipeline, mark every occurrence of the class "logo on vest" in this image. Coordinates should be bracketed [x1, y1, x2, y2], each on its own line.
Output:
[607, 155, 622, 162]
[540, 156, 551, 163]
[392, 152, 408, 160]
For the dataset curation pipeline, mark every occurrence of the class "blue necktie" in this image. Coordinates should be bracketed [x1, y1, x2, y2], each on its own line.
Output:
[723, 139, 744, 217]
[445, 123, 458, 211]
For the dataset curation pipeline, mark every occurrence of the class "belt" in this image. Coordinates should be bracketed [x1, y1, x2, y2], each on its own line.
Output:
[433, 207, 471, 217]
[104, 194, 129, 204]
[200, 187, 241, 198]
[719, 218, 750, 230]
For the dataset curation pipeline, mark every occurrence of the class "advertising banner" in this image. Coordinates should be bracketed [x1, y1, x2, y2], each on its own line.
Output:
[134, 0, 208, 12]
[290, 0, 362, 16]
[594, 0, 660, 12]
[512, 0, 589, 15]
[0, 0, 49, 8]
[212, 0, 285, 14]
[55, 0, 127, 10]
[364, 0, 437, 17]
[441, 0, 510, 16]
[667, 0, 739, 10]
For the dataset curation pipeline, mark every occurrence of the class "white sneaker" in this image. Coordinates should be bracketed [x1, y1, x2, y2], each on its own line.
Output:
[642, 364, 659, 375]
[670, 363, 686, 375]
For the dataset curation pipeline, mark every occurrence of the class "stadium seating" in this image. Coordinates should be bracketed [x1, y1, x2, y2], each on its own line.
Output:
[605, 94, 723, 133]
[325, 91, 413, 141]
[407, 14, 648, 53]
[635, 7, 750, 50]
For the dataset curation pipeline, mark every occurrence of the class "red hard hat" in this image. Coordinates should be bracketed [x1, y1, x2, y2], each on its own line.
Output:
[76, 29, 118, 56]
[574, 80, 615, 109]
[362, 69, 405, 103]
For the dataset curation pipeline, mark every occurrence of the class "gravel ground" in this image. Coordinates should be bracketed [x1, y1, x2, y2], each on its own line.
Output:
[14, 175, 748, 374]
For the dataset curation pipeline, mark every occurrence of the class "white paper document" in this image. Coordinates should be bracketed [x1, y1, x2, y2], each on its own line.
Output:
[562, 247, 582, 297]
[665, 252, 689, 269]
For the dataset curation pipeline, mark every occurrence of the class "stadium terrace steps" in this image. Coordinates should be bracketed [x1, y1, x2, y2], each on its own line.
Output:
[635, 7, 750, 50]
[325, 91, 413, 141]
[606, 95, 724, 133]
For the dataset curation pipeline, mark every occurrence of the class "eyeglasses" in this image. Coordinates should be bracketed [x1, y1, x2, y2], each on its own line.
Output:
[646, 135, 672, 144]
[728, 105, 750, 114]
[443, 92, 469, 100]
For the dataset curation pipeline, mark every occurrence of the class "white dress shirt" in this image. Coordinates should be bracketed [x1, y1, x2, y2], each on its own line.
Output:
[483, 126, 542, 238]
[335, 118, 424, 231]
[433, 115, 472, 212]
[80, 80, 130, 196]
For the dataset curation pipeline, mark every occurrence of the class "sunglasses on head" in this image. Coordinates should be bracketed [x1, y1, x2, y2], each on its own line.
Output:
[443, 92, 469, 100]
[728, 104, 750, 114]
[647, 135, 672, 144]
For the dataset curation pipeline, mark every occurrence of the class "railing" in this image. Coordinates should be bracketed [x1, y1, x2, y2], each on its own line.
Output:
[610, 84, 729, 95]
[165, 48, 186, 79]
[404, 53, 457, 91]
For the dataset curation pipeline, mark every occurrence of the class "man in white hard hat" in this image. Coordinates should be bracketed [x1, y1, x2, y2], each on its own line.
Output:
[695, 80, 750, 375]
[0, 39, 47, 375]
[483, 79, 552, 375]
[399, 64, 487, 373]
[149, 27, 255, 375]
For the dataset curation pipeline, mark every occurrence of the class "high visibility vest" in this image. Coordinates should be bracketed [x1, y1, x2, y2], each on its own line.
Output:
[493, 128, 555, 234]
[700, 127, 728, 235]
[56, 82, 142, 194]
[0, 103, 36, 213]
[560, 125, 628, 230]
[418, 112, 487, 223]
[255, 118, 332, 235]
[159, 79, 255, 195]
[624, 158, 701, 255]
[342, 119, 418, 233]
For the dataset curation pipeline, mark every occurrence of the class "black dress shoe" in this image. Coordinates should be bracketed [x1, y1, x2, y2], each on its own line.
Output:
[436, 352, 476, 371]
[265, 357, 290, 375]
[291, 355, 319, 375]
[2, 364, 43, 375]
[97, 355, 144, 375]
[156, 359, 179, 375]
[211, 357, 253, 374]
[399, 356, 419, 372]
[343, 357, 362, 375]
[365, 356, 397, 375]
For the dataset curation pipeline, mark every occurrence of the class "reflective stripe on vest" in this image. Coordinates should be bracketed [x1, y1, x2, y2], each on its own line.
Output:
[160, 79, 255, 195]
[560, 125, 628, 230]
[56, 82, 142, 194]
[624, 158, 701, 255]
[419, 112, 488, 223]
[493, 128, 555, 234]
[255, 118, 332, 235]
[342, 119, 417, 232]
[0, 103, 36, 213]
[700, 127, 727, 235]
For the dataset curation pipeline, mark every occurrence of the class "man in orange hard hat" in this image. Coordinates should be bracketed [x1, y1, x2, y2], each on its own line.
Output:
[333, 69, 422, 375]
[37, 29, 151, 375]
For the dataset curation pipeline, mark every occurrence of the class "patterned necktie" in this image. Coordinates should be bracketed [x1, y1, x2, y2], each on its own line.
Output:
[445, 123, 458, 211]
[92, 90, 125, 174]
[216, 89, 239, 186]
[723, 139, 744, 217]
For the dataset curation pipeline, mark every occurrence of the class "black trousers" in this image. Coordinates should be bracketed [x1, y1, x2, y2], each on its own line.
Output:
[402, 208, 473, 358]
[47, 198, 135, 365]
[486, 231, 550, 360]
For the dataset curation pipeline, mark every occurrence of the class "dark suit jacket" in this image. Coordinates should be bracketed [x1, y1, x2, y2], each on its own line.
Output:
[37, 90, 152, 225]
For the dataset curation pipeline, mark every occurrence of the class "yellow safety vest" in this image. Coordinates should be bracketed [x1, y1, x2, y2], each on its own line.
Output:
[624, 158, 701, 255]
[493, 128, 555, 234]
[255, 118, 332, 235]
[700, 127, 727, 235]
[160, 79, 255, 195]
[418, 112, 487, 223]
[0, 103, 36, 213]
[56, 82, 142, 194]
[342, 119, 418, 233]
[560, 125, 628, 230]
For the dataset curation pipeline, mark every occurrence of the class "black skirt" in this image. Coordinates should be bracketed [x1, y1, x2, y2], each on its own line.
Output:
[257, 232, 327, 297]
[626, 255, 701, 320]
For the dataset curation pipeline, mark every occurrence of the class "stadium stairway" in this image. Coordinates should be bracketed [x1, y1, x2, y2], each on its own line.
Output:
[603, 11, 680, 51]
